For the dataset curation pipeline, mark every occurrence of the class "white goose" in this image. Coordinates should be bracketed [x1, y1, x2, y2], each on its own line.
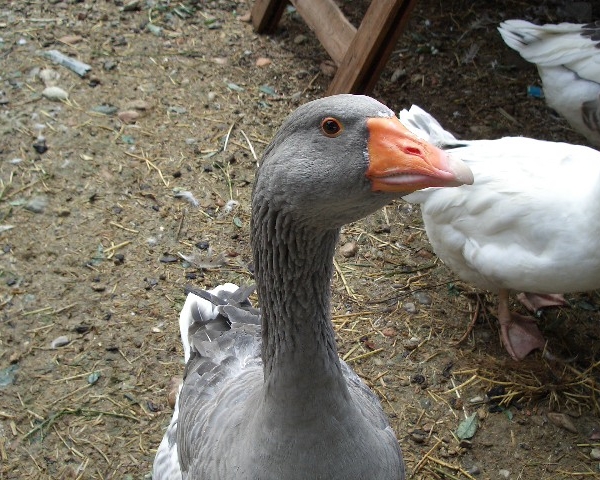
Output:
[498, 19, 600, 147]
[401, 105, 600, 360]
[152, 95, 474, 479]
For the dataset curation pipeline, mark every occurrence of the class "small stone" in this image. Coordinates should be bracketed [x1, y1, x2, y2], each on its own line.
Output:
[33, 137, 48, 154]
[159, 256, 178, 264]
[256, 57, 272, 67]
[294, 34, 307, 45]
[195, 241, 210, 250]
[122, 0, 141, 11]
[146, 23, 162, 36]
[25, 196, 47, 213]
[403, 302, 417, 313]
[207, 21, 222, 30]
[320, 60, 337, 77]
[73, 325, 91, 334]
[118, 110, 140, 123]
[92, 104, 118, 115]
[339, 241, 358, 258]
[409, 429, 428, 443]
[469, 395, 484, 404]
[58, 35, 83, 45]
[529, 415, 546, 427]
[390, 67, 406, 82]
[547, 412, 578, 433]
[42, 86, 68, 101]
[382, 327, 397, 337]
[238, 11, 251, 22]
[403, 337, 420, 350]
[103, 60, 117, 71]
[416, 248, 433, 259]
[168, 106, 187, 114]
[498, 469, 510, 478]
[207, 91, 217, 102]
[413, 291, 432, 305]
[51, 335, 70, 349]
[147, 400, 160, 412]
[590, 448, 600, 460]
[0, 364, 19, 387]
[125, 99, 151, 111]
[38, 68, 60, 86]
[467, 464, 480, 475]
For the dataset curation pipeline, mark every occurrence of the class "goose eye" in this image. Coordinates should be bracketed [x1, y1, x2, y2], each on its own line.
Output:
[321, 117, 343, 137]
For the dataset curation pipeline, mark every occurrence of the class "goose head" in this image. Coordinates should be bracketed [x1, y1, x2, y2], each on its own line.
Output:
[253, 94, 473, 229]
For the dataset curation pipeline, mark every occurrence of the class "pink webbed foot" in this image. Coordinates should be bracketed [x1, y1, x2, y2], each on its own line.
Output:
[498, 289, 546, 360]
[499, 311, 546, 361]
[516, 292, 567, 313]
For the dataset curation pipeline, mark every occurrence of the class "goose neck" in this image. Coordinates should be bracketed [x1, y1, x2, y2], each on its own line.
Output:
[252, 207, 346, 397]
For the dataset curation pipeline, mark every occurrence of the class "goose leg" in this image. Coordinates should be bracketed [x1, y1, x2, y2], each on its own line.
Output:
[516, 292, 567, 313]
[497, 289, 546, 361]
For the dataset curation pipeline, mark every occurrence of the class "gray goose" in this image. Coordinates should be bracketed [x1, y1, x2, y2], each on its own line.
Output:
[152, 94, 473, 480]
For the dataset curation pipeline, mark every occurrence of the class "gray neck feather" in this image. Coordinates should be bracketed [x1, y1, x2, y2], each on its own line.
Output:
[251, 199, 349, 405]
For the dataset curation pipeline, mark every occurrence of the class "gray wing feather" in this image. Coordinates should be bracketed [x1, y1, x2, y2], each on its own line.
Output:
[153, 283, 262, 480]
[582, 94, 600, 134]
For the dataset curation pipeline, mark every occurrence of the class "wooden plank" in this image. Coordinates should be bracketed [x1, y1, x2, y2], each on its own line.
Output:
[327, 0, 418, 95]
[290, 0, 356, 66]
[252, 0, 288, 33]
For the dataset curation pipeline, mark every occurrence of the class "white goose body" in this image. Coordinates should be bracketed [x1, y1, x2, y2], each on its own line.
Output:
[401, 105, 600, 359]
[152, 95, 474, 479]
[498, 19, 600, 147]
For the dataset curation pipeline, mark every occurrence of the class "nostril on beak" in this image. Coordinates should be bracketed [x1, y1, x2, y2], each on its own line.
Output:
[405, 146, 422, 156]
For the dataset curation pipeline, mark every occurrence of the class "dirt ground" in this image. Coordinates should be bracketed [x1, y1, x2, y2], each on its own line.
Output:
[2, 0, 600, 479]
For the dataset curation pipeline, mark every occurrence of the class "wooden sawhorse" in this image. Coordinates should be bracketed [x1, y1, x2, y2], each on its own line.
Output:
[251, 0, 418, 95]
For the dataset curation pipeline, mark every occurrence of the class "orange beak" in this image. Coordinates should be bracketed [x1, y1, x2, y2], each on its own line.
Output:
[366, 117, 473, 193]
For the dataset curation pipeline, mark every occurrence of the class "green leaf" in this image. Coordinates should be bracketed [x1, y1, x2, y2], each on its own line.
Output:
[90, 244, 105, 266]
[233, 217, 243, 228]
[455, 413, 478, 440]
[226, 82, 244, 92]
[87, 371, 101, 385]
[259, 85, 277, 96]
[576, 300, 597, 311]
[447, 282, 461, 297]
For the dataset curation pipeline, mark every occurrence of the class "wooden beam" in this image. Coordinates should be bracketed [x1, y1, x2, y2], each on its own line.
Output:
[290, 0, 356, 66]
[326, 0, 418, 95]
[252, 0, 288, 33]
